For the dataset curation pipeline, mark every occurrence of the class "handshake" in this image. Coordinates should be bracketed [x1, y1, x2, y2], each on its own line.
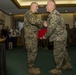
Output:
[43, 36, 46, 39]
[44, 21, 47, 27]
[39, 36, 46, 39]
[43, 21, 47, 39]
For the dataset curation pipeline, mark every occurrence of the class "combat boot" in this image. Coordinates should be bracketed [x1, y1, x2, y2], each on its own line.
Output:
[48, 69, 62, 75]
[28, 64, 40, 70]
[62, 63, 73, 70]
[28, 67, 41, 75]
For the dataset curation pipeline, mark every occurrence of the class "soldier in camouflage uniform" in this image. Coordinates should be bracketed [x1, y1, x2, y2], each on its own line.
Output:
[24, 2, 45, 75]
[43, 0, 73, 74]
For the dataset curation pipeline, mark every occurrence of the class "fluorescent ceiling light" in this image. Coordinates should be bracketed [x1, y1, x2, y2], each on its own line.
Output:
[17, 0, 76, 6]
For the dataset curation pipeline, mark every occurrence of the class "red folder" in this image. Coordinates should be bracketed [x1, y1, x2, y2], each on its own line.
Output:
[38, 29, 47, 39]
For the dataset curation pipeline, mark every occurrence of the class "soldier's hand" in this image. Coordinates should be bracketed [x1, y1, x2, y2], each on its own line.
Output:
[43, 36, 46, 39]
[44, 21, 47, 27]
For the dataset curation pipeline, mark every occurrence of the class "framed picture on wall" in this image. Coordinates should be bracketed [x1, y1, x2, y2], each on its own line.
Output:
[0, 25, 3, 30]
[0, 19, 4, 30]
[0, 19, 2, 24]
[1, 20, 5, 25]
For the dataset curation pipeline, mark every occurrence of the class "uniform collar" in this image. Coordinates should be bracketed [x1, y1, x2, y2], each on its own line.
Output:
[50, 9, 57, 14]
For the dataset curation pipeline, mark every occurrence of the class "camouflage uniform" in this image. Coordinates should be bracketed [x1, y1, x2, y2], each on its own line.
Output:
[24, 10, 43, 68]
[44, 10, 71, 69]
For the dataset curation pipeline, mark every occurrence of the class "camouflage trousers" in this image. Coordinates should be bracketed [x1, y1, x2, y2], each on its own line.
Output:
[25, 36, 38, 68]
[53, 40, 71, 69]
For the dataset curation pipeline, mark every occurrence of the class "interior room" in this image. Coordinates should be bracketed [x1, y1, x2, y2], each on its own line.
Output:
[0, 0, 76, 75]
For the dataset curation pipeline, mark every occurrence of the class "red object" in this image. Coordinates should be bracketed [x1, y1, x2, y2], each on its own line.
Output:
[38, 29, 47, 39]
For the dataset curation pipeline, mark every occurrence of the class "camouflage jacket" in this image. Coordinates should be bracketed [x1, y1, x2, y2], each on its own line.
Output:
[44, 10, 67, 41]
[24, 10, 43, 37]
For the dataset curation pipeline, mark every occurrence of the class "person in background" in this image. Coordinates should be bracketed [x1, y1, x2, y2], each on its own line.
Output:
[20, 27, 26, 49]
[65, 24, 71, 46]
[5, 26, 13, 49]
[43, 0, 73, 74]
[24, 2, 47, 74]
[8, 30, 13, 49]
[10, 26, 19, 48]
[70, 25, 76, 45]
[1, 26, 9, 49]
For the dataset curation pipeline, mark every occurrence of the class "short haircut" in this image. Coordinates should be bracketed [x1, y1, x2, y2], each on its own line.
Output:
[49, 0, 55, 3]
[49, 0, 56, 7]
[30, 2, 38, 6]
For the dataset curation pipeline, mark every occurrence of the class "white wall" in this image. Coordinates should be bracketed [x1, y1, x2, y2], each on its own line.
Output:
[61, 13, 74, 29]
[0, 11, 5, 20]
[0, 11, 12, 29]
[4, 14, 12, 28]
